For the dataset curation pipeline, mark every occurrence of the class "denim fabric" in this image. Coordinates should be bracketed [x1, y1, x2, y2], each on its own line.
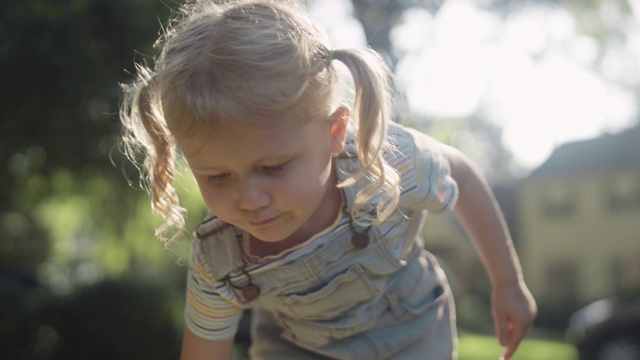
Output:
[247, 249, 458, 360]
[197, 212, 458, 359]
[194, 124, 459, 358]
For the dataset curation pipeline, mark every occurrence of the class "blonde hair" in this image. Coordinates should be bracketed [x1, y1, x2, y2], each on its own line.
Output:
[119, 0, 400, 244]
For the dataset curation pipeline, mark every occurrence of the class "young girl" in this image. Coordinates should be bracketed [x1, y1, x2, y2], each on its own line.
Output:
[120, 1, 536, 359]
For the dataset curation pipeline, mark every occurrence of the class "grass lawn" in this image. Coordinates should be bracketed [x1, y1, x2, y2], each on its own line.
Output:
[458, 333, 578, 360]
[233, 332, 578, 359]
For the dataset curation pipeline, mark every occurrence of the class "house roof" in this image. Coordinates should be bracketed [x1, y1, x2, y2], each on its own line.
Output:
[527, 124, 640, 179]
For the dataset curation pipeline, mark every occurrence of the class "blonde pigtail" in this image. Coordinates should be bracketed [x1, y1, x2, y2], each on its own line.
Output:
[119, 71, 186, 246]
[331, 49, 400, 225]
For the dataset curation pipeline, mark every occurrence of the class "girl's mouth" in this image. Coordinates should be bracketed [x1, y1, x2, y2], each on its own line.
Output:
[248, 215, 280, 227]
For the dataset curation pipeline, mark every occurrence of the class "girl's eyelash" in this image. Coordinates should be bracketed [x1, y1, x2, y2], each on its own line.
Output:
[207, 173, 230, 182]
[263, 164, 284, 172]
[263, 161, 290, 173]
[205, 161, 288, 182]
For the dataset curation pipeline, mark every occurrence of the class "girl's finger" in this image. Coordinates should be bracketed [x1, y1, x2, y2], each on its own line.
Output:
[502, 322, 526, 360]
[493, 310, 510, 347]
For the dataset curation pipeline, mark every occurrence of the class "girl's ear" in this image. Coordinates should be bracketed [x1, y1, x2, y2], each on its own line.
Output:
[329, 106, 349, 155]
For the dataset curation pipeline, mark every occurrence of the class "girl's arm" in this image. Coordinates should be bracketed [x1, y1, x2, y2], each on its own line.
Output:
[443, 144, 537, 360]
[180, 328, 234, 360]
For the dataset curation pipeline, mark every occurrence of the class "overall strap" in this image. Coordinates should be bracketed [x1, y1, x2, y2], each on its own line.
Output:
[195, 214, 244, 281]
[335, 138, 360, 215]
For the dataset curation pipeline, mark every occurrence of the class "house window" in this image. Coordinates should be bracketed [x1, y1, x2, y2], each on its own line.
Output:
[605, 174, 640, 213]
[540, 182, 578, 218]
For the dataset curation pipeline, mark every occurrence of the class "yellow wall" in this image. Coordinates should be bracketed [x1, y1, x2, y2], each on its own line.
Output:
[519, 168, 640, 305]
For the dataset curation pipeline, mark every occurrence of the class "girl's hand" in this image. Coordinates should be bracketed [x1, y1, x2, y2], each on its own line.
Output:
[491, 281, 537, 360]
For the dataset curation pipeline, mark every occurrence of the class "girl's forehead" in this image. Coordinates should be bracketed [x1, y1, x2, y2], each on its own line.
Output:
[177, 117, 325, 159]
[174, 102, 334, 142]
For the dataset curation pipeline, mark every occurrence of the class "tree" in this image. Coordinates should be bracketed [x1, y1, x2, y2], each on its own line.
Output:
[0, 0, 180, 278]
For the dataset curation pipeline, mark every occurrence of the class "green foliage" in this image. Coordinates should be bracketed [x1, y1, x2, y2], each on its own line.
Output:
[17, 164, 204, 293]
[0, 0, 180, 243]
[0, 0, 201, 287]
[0, 0, 205, 331]
[0, 0, 173, 176]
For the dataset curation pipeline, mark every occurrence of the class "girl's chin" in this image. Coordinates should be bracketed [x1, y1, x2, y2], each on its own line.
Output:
[247, 230, 293, 244]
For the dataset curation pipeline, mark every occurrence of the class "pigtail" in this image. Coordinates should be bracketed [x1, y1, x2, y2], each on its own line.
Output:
[119, 67, 186, 245]
[331, 49, 400, 225]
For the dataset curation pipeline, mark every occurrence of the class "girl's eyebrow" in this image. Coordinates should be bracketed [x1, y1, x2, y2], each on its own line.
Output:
[190, 154, 295, 173]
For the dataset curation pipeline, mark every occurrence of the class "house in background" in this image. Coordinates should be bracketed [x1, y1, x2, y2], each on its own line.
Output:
[422, 124, 640, 326]
[519, 125, 640, 308]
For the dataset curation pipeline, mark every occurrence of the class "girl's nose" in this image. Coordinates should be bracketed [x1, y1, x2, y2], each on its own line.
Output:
[237, 178, 270, 211]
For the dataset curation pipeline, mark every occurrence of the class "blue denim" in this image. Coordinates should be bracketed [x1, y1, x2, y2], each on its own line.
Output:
[198, 214, 457, 359]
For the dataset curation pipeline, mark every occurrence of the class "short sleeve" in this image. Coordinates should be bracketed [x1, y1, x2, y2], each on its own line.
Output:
[184, 240, 244, 341]
[389, 124, 458, 212]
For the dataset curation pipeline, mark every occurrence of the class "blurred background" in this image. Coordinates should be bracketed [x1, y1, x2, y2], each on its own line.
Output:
[1, 0, 639, 359]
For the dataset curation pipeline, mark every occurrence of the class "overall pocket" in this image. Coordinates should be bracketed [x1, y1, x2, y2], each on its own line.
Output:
[278, 263, 380, 321]
[390, 251, 450, 318]
[275, 263, 389, 349]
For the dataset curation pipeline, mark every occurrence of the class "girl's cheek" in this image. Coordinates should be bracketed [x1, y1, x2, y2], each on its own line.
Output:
[197, 184, 224, 208]
[276, 174, 302, 194]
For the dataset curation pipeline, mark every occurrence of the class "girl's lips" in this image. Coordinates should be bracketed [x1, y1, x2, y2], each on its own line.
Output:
[248, 215, 280, 227]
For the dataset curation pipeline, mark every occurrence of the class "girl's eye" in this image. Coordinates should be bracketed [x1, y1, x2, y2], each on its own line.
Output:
[262, 163, 287, 173]
[206, 173, 230, 183]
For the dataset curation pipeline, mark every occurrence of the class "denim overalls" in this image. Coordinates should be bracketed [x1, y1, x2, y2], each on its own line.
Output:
[191, 124, 459, 359]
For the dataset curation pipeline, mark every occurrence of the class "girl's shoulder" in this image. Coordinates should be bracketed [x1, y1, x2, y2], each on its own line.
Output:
[386, 122, 458, 212]
[386, 122, 447, 166]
